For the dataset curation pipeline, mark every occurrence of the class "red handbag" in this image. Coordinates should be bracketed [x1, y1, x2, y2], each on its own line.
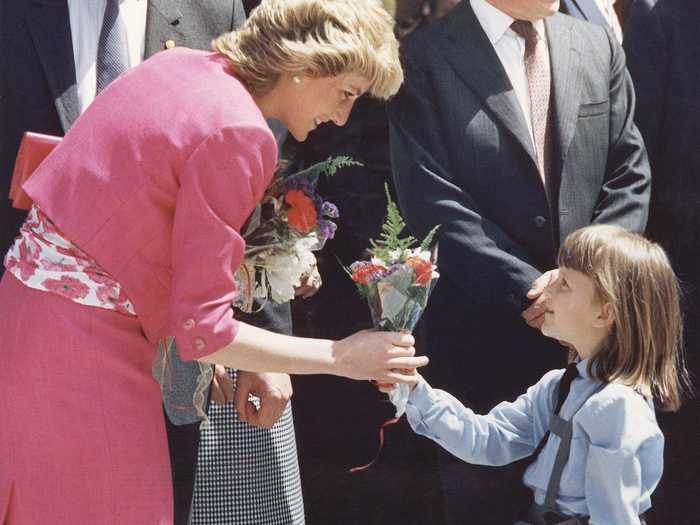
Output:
[9, 132, 61, 210]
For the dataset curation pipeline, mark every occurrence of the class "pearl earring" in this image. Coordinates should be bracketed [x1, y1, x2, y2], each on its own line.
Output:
[292, 76, 301, 84]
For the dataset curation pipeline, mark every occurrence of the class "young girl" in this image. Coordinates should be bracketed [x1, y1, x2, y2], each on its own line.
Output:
[398, 225, 689, 524]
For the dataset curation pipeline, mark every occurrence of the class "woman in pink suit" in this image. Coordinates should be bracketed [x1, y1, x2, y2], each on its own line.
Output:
[0, 1, 424, 523]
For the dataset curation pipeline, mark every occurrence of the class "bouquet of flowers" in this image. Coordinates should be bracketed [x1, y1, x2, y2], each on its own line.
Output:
[233, 156, 359, 312]
[348, 185, 439, 417]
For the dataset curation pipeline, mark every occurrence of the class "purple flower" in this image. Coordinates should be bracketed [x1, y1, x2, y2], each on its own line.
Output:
[318, 219, 338, 240]
[321, 201, 339, 219]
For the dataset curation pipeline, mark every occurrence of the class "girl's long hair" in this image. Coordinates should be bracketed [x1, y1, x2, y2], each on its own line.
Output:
[558, 225, 691, 411]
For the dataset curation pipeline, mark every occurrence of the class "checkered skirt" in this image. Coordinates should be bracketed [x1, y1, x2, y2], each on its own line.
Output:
[191, 369, 305, 525]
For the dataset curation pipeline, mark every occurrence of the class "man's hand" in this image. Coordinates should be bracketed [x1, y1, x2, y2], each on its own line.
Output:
[521, 269, 559, 329]
[211, 364, 235, 404]
[234, 371, 293, 429]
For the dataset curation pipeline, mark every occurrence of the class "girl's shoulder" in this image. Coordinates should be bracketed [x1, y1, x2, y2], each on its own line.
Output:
[576, 383, 661, 450]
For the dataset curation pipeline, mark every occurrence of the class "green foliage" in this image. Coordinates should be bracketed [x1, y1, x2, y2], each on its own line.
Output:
[281, 156, 362, 188]
[369, 184, 439, 262]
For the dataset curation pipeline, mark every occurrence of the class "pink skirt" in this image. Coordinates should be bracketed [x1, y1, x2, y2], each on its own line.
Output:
[0, 272, 173, 524]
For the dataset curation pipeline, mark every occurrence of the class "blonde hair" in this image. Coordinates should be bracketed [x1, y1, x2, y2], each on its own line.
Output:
[213, 0, 403, 99]
[558, 225, 690, 411]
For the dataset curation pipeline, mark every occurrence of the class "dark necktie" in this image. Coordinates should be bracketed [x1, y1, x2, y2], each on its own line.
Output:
[527, 362, 580, 465]
[510, 20, 553, 186]
[96, 0, 129, 94]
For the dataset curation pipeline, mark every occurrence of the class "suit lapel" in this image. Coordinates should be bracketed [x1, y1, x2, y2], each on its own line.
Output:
[27, 0, 80, 131]
[145, 0, 185, 57]
[546, 14, 582, 165]
[436, 2, 537, 167]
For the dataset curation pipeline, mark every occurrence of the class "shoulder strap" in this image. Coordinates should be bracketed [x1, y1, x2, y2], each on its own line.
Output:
[543, 382, 607, 509]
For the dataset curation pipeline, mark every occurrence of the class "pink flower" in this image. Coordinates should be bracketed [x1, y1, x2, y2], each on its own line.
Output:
[39, 259, 79, 272]
[41, 275, 90, 300]
[95, 284, 120, 304]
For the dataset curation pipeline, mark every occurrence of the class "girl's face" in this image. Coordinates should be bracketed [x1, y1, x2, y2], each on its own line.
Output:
[541, 267, 613, 359]
[277, 73, 371, 141]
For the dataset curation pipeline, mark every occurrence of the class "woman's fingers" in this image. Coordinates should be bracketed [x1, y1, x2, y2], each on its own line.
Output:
[384, 370, 421, 385]
[387, 355, 429, 369]
[386, 332, 415, 347]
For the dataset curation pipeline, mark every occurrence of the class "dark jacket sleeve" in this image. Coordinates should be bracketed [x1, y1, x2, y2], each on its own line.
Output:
[387, 55, 542, 312]
[592, 24, 651, 233]
[622, 0, 667, 172]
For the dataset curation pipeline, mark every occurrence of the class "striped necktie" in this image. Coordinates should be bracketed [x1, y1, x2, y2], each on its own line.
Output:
[511, 20, 553, 187]
[96, 0, 129, 94]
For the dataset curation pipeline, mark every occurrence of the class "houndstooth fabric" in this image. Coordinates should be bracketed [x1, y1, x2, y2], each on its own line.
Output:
[511, 20, 553, 185]
[191, 369, 305, 525]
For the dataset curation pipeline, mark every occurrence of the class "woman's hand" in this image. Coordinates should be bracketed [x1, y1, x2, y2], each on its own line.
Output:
[211, 364, 235, 404]
[332, 329, 428, 385]
[294, 265, 322, 299]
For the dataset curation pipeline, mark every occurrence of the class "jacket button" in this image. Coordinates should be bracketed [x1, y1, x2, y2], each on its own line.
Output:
[183, 318, 195, 330]
[534, 216, 547, 228]
[165, 39, 176, 49]
[193, 337, 206, 351]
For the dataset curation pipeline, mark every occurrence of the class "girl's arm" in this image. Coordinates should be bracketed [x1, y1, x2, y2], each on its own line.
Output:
[405, 370, 561, 466]
[578, 387, 664, 525]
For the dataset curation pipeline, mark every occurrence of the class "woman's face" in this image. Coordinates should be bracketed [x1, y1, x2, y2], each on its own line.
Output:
[277, 73, 371, 141]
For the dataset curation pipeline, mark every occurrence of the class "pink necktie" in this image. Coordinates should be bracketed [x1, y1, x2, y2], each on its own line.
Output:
[511, 20, 553, 186]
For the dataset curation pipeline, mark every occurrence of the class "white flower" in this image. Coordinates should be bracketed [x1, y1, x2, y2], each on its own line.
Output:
[262, 237, 318, 303]
[387, 249, 402, 262]
[371, 256, 388, 267]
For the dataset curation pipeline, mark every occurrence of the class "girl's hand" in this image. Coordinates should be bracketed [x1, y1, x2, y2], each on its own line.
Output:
[332, 330, 428, 385]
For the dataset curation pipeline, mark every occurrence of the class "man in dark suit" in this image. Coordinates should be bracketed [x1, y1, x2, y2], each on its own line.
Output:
[387, 0, 650, 522]
[624, 2, 700, 522]
[0, 2, 245, 523]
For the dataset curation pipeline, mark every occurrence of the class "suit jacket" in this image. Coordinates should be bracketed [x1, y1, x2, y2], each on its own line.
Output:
[559, 0, 609, 25]
[0, 0, 245, 264]
[387, 1, 650, 407]
[624, 0, 700, 283]
[23, 49, 277, 359]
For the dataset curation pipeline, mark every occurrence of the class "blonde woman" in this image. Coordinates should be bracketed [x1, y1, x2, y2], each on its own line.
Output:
[391, 225, 690, 524]
[0, 1, 422, 523]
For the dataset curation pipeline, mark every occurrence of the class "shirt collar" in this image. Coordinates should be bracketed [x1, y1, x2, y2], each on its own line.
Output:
[470, 0, 547, 45]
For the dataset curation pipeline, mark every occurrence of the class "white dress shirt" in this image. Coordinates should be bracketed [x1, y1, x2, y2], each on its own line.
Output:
[68, 0, 148, 114]
[469, 0, 549, 150]
[595, 0, 623, 43]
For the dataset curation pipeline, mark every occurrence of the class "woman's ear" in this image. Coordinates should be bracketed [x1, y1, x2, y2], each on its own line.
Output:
[595, 302, 615, 329]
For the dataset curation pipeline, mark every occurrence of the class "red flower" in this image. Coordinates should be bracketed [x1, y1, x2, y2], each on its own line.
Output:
[41, 275, 90, 300]
[406, 257, 434, 286]
[285, 190, 317, 233]
[351, 263, 387, 285]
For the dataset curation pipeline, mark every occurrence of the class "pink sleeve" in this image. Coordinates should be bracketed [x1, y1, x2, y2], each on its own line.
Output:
[170, 125, 276, 360]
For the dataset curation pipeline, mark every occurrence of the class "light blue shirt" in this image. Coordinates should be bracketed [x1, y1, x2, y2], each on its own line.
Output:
[406, 360, 663, 524]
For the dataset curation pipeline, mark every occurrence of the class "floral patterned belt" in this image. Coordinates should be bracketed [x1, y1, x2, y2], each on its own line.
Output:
[4, 204, 135, 315]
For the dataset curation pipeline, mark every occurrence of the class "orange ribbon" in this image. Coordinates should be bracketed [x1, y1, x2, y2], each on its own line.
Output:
[349, 416, 401, 473]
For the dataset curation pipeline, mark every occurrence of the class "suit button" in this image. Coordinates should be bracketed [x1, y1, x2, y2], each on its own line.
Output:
[534, 216, 547, 228]
[183, 318, 195, 330]
[165, 39, 176, 49]
[193, 337, 206, 351]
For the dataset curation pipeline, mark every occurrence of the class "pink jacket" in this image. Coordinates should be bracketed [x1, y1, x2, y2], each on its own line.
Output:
[24, 48, 277, 360]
